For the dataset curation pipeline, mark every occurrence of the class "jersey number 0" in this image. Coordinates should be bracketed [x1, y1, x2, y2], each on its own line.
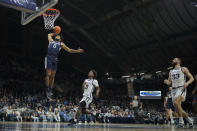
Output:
[53, 44, 57, 48]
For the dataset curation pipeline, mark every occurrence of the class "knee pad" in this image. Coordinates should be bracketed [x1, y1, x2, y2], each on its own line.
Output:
[80, 101, 86, 108]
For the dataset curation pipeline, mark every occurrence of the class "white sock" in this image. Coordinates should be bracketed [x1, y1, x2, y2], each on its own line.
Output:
[171, 118, 174, 123]
[179, 117, 184, 124]
[169, 110, 174, 123]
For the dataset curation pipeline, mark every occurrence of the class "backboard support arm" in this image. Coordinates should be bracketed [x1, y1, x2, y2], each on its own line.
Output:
[21, 0, 58, 25]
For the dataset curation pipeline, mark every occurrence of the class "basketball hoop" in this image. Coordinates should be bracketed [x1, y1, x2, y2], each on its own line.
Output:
[43, 8, 60, 30]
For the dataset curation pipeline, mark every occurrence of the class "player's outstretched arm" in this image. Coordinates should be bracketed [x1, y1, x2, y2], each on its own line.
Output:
[48, 33, 55, 43]
[139, 102, 143, 109]
[61, 42, 84, 53]
[95, 86, 100, 98]
[164, 72, 172, 85]
[183, 67, 194, 88]
[164, 97, 167, 108]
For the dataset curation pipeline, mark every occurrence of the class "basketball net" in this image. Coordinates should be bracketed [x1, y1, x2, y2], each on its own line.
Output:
[43, 8, 60, 30]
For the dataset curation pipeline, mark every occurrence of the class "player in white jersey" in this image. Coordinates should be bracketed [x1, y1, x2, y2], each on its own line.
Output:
[164, 58, 194, 128]
[71, 70, 100, 124]
[192, 75, 197, 113]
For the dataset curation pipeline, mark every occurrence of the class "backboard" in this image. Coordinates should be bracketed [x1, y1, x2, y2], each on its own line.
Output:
[0, 0, 36, 13]
[0, 0, 58, 25]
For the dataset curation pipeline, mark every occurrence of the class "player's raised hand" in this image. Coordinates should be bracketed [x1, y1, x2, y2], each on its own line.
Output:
[164, 79, 169, 85]
[77, 47, 84, 53]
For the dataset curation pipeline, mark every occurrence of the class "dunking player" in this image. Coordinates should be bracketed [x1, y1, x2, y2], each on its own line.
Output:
[192, 75, 197, 113]
[164, 58, 194, 128]
[71, 70, 100, 124]
[164, 87, 178, 124]
[45, 33, 84, 98]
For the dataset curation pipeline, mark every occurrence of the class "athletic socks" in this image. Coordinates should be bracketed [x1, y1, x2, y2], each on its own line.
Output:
[179, 117, 184, 124]
[74, 119, 77, 122]
[171, 119, 174, 124]
[177, 117, 184, 128]
[169, 110, 174, 124]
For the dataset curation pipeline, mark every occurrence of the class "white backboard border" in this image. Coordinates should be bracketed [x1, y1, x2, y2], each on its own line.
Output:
[21, 0, 58, 25]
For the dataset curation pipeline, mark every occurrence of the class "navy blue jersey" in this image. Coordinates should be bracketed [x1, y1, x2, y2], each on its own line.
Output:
[167, 92, 172, 98]
[47, 41, 62, 58]
[167, 92, 172, 102]
[166, 91, 175, 111]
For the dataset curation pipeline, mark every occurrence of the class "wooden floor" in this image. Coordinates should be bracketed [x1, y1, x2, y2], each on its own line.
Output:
[0, 122, 196, 131]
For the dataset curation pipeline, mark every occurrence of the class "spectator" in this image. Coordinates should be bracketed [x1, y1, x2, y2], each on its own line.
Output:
[6, 106, 14, 121]
[38, 107, 47, 122]
[104, 110, 112, 123]
[53, 108, 60, 122]
[31, 107, 39, 122]
[47, 108, 54, 122]
[14, 109, 22, 122]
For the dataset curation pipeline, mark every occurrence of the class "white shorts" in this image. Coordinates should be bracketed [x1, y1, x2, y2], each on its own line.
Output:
[171, 87, 187, 103]
[80, 96, 93, 108]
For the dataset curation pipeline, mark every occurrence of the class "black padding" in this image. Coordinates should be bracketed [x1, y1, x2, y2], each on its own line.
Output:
[82, 108, 86, 114]
[192, 101, 197, 107]
[192, 101, 197, 113]
[80, 101, 86, 108]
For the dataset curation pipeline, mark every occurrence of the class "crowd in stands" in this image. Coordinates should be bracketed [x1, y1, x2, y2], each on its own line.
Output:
[0, 86, 166, 124]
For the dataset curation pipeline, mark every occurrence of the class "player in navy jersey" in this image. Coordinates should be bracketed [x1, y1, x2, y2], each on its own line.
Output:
[45, 33, 84, 98]
[164, 87, 178, 124]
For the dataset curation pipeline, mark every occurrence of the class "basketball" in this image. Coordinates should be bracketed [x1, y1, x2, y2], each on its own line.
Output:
[53, 26, 61, 34]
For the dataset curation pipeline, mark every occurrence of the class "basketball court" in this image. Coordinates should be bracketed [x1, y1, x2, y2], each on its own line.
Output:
[0, 122, 196, 131]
